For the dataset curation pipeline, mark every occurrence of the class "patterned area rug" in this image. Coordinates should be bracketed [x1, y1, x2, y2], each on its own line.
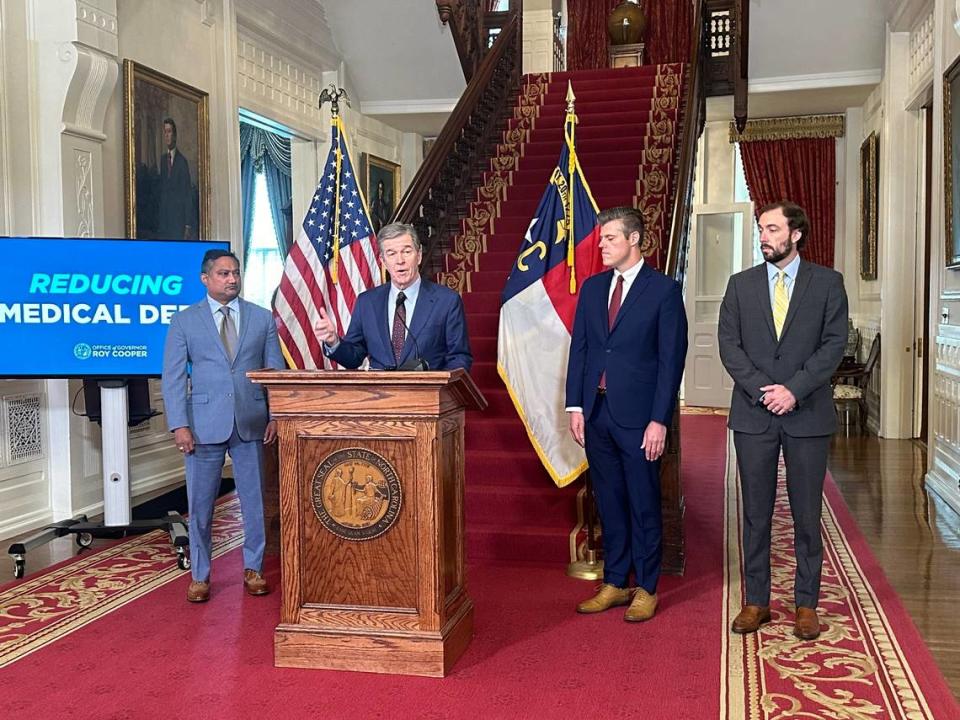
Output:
[721, 431, 957, 718]
[0, 496, 243, 667]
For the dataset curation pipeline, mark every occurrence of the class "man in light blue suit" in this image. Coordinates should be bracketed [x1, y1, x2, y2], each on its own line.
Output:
[314, 222, 472, 371]
[161, 249, 284, 603]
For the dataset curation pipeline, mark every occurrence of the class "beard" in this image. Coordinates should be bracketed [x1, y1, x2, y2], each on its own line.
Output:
[761, 239, 794, 265]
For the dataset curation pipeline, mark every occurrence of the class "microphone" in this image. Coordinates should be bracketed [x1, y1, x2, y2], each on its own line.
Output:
[395, 294, 429, 371]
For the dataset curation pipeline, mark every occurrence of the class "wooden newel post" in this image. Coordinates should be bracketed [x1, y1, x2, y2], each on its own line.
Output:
[248, 368, 487, 677]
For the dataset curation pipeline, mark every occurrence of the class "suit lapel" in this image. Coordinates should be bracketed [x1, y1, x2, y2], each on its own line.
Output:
[596, 270, 614, 334]
[233, 298, 253, 365]
[753, 265, 777, 341]
[376, 284, 393, 360]
[402, 281, 436, 365]
[778, 259, 812, 343]
[610, 263, 652, 335]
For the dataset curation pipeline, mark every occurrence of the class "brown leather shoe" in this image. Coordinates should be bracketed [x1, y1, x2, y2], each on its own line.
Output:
[624, 588, 658, 622]
[794, 607, 821, 640]
[187, 580, 210, 603]
[243, 569, 269, 596]
[731, 604, 771, 634]
[576, 583, 632, 614]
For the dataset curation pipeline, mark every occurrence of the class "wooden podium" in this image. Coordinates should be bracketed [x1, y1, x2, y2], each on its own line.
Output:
[248, 369, 486, 677]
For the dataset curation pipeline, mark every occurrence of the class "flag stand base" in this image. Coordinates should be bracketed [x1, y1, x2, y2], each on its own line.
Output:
[567, 551, 603, 581]
[567, 481, 603, 581]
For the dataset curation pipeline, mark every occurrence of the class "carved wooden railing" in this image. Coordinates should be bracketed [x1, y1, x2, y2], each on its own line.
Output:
[394, 12, 522, 276]
[657, 0, 708, 576]
[702, 0, 748, 130]
[665, 0, 708, 284]
[436, 0, 486, 82]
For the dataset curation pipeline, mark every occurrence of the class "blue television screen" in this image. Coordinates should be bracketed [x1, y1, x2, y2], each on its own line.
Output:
[0, 237, 230, 378]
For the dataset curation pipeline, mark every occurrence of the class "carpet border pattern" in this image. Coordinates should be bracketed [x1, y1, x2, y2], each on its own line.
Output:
[721, 431, 938, 719]
[0, 496, 244, 667]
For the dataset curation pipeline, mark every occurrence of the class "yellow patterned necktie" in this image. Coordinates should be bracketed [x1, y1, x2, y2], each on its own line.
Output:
[773, 270, 789, 339]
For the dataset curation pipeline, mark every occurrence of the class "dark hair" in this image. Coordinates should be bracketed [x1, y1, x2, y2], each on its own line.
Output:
[758, 200, 809, 251]
[163, 117, 178, 141]
[597, 206, 644, 243]
[201, 249, 239, 274]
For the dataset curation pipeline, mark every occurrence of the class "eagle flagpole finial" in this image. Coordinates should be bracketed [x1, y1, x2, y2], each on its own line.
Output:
[318, 84, 351, 117]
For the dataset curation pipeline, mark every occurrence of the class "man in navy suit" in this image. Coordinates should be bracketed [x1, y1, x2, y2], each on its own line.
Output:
[566, 206, 688, 622]
[314, 222, 472, 371]
[161, 249, 285, 603]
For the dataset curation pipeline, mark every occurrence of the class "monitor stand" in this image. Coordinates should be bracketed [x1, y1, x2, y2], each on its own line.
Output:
[7, 380, 189, 579]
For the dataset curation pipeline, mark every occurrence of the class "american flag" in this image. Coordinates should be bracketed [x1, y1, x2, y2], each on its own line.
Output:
[274, 116, 381, 369]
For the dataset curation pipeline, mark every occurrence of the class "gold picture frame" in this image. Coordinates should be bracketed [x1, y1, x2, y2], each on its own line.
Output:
[123, 59, 210, 240]
[361, 153, 401, 234]
[946, 56, 960, 268]
[858, 131, 879, 280]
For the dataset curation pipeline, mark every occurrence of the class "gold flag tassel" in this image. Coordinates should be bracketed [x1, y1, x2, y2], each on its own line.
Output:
[564, 81, 578, 294]
[330, 115, 345, 285]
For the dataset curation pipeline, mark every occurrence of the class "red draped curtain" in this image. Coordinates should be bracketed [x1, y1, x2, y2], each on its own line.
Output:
[739, 138, 836, 268]
[567, 0, 694, 71]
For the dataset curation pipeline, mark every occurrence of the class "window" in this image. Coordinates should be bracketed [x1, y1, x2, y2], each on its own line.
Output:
[244, 171, 285, 310]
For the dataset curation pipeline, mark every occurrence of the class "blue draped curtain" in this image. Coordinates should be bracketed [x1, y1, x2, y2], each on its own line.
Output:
[239, 122, 292, 261]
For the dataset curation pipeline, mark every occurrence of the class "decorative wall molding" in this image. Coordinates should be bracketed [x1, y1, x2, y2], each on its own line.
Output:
[908, 10, 934, 95]
[61, 45, 118, 142]
[75, 149, 93, 237]
[236, 27, 324, 137]
[928, 323, 960, 514]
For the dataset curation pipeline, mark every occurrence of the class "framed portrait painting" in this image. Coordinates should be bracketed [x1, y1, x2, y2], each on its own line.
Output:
[946, 56, 960, 268]
[361, 153, 401, 234]
[123, 60, 210, 240]
[858, 131, 879, 281]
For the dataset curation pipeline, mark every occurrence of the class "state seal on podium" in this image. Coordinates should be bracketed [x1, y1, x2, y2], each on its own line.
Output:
[311, 447, 402, 541]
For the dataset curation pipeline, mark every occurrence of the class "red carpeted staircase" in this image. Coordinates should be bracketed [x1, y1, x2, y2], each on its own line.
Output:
[440, 64, 688, 564]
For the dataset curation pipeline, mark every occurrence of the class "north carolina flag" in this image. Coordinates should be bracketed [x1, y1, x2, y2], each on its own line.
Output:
[497, 95, 604, 487]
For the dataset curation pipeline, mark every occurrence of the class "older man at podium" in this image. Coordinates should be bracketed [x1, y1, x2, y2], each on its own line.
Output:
[314, 222, 472, 372]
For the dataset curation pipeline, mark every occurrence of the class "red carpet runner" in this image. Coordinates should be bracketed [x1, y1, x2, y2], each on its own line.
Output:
[444, 64, 687, 562]
[1, 414, 957, 718]
[0, 415, 724, 719]
[722, 432, 960, 718]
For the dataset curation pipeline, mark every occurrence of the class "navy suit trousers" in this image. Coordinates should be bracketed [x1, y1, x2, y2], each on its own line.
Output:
[586, 395, 662, 592]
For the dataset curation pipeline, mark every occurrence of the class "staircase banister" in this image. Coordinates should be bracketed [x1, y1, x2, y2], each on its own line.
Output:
[393, 13, 520, 228]
[664, 0, 707, 281]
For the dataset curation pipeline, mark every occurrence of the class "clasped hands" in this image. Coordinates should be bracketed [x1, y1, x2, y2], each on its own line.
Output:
[759, 384, 796, 416]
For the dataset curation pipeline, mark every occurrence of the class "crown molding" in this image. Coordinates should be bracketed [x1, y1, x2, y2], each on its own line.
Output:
[360, 99, 459, 116]
[749, 70, 882, 94]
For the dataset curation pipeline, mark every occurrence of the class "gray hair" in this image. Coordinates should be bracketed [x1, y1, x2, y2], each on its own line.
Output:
[376, 222, 421, 253]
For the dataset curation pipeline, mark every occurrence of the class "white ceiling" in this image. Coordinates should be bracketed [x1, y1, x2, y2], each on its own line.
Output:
[748, 0, 886, 81]
[320, 0, 465, 136]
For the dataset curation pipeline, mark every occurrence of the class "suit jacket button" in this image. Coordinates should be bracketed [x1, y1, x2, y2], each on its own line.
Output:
[775, 354, 781, 360]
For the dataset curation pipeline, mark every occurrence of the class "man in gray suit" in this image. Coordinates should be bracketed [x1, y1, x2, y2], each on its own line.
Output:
[161, 249, 285, 603]
[718, 201, 848, 641]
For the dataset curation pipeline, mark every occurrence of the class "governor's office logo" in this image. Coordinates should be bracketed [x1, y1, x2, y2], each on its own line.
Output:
[312, 447, 402, 541]
[73, 343, 92, 360]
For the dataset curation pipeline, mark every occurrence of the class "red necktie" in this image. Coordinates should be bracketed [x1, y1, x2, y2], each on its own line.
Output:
[391, 291, 407, 365]
[168, 152, 173, 174]
[599, 275, 624, 390]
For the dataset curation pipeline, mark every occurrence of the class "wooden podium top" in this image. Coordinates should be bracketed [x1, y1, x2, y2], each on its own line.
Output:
[247, 368, 487, 416]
